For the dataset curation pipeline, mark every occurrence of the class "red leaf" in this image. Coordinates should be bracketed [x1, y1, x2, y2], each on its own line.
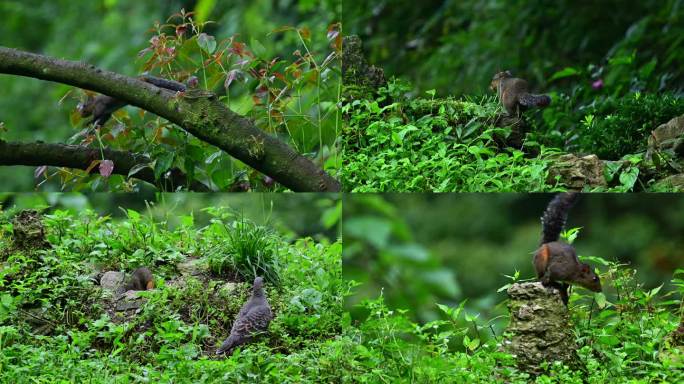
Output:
[187, 76, 199, 88]
[99, 160, 114, 177]
[176, 24, 188, 38]
[224, 69, 241, 89]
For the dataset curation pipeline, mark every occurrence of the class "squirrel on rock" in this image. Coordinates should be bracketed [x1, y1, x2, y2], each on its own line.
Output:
[124, 267, 155, 291]
[533, 193, 602, 305]
[490, 70, 551, 116]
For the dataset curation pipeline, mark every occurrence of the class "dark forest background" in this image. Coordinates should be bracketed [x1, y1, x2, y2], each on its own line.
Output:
[344, 0, 683, 95]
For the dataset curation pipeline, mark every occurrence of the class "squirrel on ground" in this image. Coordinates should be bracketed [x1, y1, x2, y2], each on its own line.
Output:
[124, 267, 155, 291]
[533, 193, 601, 305]
[490, 70, 551, 116]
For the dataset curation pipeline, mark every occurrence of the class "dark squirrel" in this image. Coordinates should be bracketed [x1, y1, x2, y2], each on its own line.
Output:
[78, 75, 188, 127]
[490, 70, 551, 116]
[124, 267, 155, 291]
[533, 193, 601, 304]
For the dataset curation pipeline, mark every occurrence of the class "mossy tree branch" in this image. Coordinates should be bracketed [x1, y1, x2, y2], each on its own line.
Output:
[0, 46, 340, 192]
[0, 140, 209, 191]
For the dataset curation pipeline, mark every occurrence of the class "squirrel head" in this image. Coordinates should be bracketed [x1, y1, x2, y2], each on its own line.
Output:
[574, 263, 602, 292]
[490, 70, 513, 91]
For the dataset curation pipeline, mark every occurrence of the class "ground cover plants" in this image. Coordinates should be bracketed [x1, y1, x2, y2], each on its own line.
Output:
[0, 201, 348, 383]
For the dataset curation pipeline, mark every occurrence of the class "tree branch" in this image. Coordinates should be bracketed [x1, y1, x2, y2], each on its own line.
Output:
[0, 46, 340, 192]
[0, 140, 209, 191]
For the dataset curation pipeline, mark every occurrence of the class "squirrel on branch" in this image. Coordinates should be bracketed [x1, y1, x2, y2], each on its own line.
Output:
[77, 75, 190, 127]
[490, 70, 551, 116]
[533, 193, 601, 305]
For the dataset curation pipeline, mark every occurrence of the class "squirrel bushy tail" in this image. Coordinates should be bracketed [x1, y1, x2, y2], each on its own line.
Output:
[540, 192, 579, 245]
[519, 93, 551, 109]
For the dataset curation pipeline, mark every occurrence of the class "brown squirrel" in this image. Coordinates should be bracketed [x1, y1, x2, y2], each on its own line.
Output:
[124, 267, 155, 291]
[490, 70, 551, 116]
[533, 193, 601, 304]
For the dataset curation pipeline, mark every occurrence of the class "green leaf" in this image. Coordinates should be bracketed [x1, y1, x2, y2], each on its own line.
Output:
[549, 67, 580, 82]
[618, 167, 639, 190]
[197, 33, 217, 54]
[250, 37, 267, 58]
[128, 163, 151, 178]
[154, 152, 175, 180]
[321, 201, 342, 229]
[194, 0, 216, 24]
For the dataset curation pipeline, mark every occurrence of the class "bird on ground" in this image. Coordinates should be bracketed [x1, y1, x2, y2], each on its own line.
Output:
[216, 276, 272, 355]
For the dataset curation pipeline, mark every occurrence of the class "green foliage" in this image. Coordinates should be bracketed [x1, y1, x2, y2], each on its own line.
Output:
[341, 262, 684, 382]
[206, 215, 282, 286]
[0, 1, 342, 191]
[577, 93, 684, 159]
[0, 205, 346, 383]
[534, 53, 684, 160]
[343, 1, 684, 192]
[342, 81, 560, 192]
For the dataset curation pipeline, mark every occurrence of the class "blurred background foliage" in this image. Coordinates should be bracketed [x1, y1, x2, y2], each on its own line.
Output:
[0, 0, 340, 191]
[343, 194, 684, 323]
[0, 192, 341, 242]
[344, 0, 684, 158]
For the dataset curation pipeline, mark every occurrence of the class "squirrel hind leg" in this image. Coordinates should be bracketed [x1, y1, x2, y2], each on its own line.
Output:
[551, 282, 570, 305]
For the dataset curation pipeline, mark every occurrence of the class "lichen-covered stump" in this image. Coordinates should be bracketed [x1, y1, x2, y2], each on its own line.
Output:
[11, 210, 50, 250]
[342, 35, 387, 100]
[503, 282, 582, 375]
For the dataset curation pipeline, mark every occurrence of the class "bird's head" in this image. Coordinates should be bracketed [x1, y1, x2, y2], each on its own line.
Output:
[253, 276, 264, 292]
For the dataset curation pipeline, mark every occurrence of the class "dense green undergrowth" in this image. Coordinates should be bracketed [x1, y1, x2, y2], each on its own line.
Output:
[0, 208, 347, 383]
[343, 265, 684, 383]
[342, 81, 562, 192]
[342, 78, 684, 192]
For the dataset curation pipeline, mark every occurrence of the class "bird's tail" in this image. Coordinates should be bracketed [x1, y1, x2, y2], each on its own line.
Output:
[519, 93, 551, 108]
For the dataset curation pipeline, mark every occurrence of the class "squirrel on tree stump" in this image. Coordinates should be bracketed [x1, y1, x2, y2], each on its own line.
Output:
[533, 193, 602, 304]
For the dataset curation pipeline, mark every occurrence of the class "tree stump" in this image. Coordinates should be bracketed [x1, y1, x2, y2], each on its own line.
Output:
[11, 210, 50, 250]
[342, 35, 387, 100]
[503, 282, 582, 375]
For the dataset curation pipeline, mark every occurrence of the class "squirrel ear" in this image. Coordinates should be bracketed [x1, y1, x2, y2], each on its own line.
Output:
[581, 264, 590, 273]
[505, 70, 512, 76]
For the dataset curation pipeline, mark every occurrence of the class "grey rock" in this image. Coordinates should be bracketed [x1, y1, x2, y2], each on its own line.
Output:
[176, 258, 209, 276]
[547, 153, 606, 189]
[646, 115, 684, 161]
[654, 174, 684, 191]
[100, 271, 126, 290]
[216, 276, 273, 355]
[646, 115, 684, 180]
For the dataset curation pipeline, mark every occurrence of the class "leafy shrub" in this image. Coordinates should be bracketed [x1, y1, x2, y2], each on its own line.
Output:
[577, 93, 684, 159]
[206, 217, 281, 286]
[340, 263, 684, 383]
[342, 80, 560, 192]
